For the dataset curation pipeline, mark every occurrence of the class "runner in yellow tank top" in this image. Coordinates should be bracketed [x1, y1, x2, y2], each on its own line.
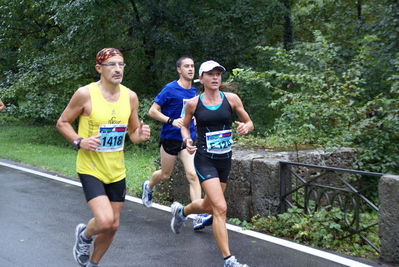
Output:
[56, 48, 151, 267]
[77, 82, 130, 184]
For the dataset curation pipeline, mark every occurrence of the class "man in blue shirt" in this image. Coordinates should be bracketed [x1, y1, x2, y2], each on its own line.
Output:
[142, 56, 212, 230]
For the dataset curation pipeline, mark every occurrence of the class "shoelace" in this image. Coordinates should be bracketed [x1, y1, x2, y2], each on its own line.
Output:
[78, 242, 91, 255]
[195, 215, 211, 226]
[225, 257, 248, 267]
[177, 215, 187, 224]
[196, 216, 205, 225]
[177, 211, 188, 229]
[146, 186, 153, 199]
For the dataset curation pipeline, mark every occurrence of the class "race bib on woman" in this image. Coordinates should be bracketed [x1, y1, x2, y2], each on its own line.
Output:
[205, 129, 233, 154]
[96, 124, 127, 152]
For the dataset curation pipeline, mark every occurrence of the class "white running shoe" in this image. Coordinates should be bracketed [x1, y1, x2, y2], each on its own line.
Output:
[141, 180, 153, 208]
[170, 202, 187, 234]
[73, 223, 92, 267]
[224, 256, 249, 267]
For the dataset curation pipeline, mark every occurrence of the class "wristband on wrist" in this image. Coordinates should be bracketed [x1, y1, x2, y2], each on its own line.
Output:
[73, 137, 83, 150]
[167, 117, 174, 125]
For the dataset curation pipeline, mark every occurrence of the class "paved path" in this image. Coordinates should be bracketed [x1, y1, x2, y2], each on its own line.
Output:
[0, 159, 384, 267]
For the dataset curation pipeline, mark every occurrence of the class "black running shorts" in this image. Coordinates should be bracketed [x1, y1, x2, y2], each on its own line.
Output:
[160, 138, 185, 156]
[194, 152, 231, 184]
[78, 173, 126, 202]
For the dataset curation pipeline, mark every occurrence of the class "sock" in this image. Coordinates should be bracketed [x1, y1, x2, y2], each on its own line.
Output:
[81, 231, 92, 242]
[179, 207, 186, 217]
[86, 261, 98, 267]
[224, 255, 232, 261]
[146, 184, 153, 192]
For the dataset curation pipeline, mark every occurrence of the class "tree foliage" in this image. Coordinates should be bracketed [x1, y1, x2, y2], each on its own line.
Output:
[0, 0, 399, 174]
[233, 30, 399, 174]
[0, 0, 283, 123]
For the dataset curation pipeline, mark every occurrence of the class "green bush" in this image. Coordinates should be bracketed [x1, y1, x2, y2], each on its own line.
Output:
[233, 32, 399, 176]
[229, 206, 379, 259]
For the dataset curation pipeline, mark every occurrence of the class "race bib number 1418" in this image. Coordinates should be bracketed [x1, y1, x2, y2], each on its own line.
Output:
[96, 124, 127, 152]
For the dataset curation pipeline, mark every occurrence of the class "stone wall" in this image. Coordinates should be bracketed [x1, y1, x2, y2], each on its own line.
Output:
[156, 147, 358, 220]
[155, 148, 399, 265]
[379, 175, 399, 265]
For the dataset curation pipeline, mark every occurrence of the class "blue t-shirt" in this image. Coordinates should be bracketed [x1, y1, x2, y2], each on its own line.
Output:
[154, 80, 197, 141]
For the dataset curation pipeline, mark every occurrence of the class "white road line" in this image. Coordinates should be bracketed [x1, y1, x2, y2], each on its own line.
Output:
[0, 161, 82, 187]
[0, 161, 374, 267]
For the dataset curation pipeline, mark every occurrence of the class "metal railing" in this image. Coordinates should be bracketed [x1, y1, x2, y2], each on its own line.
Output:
[279, 161, 384, 253]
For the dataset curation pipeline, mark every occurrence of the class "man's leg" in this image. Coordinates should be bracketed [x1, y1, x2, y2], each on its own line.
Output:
[179, 149, 201, 201]
[148, 145, 177, 189]
[83, 196, 124, 264]
[142, 145, 177, 207]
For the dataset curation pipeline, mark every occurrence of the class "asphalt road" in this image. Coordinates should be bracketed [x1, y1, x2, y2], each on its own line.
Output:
[0, 159, 385, 267]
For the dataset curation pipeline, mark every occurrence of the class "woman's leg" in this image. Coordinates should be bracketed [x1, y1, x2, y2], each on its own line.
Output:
[185, 178, 230, 257]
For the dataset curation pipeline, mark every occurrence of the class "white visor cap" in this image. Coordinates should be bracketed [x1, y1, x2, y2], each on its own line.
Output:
[199, 60, 226, 76]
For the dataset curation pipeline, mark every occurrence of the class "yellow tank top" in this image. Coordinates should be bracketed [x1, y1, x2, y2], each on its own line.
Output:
[76, 82, 131, 184]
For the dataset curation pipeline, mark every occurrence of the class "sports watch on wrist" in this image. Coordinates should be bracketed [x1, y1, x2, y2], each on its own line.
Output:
[73, 137, 83, 150]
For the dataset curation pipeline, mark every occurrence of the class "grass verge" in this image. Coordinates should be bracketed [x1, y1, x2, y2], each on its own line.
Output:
[0, 125, 158, 197]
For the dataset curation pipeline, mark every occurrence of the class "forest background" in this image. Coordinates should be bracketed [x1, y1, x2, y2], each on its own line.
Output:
[0, 0, 399, 176]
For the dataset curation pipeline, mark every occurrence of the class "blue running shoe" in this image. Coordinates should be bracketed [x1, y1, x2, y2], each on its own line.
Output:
[193, 214, 213, 230]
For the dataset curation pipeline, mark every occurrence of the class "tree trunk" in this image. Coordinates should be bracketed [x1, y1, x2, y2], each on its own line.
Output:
[283, 0, 293, 50]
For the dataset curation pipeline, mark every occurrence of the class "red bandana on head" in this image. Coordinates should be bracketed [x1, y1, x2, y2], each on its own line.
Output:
[96, 48, 124, 65]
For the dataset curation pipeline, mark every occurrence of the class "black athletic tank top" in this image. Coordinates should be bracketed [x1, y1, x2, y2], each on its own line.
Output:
[194, 92, 233, 159]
